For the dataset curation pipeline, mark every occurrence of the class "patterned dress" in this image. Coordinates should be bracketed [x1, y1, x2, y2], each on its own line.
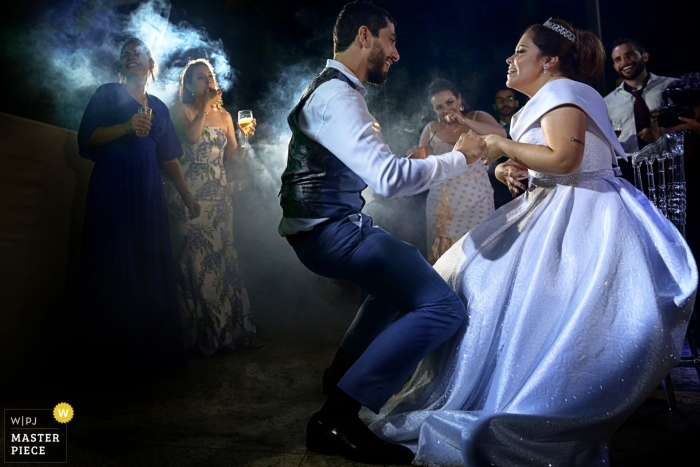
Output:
[425, 135, 495, 263]
[166, 125, 257, 355]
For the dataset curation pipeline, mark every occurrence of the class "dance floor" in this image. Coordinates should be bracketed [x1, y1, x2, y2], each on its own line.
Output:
[1, 328, 698, 467]
[2, 111, 697, 466]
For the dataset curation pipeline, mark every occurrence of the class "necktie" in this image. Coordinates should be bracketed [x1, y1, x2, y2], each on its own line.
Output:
[624, 80, 651, 149]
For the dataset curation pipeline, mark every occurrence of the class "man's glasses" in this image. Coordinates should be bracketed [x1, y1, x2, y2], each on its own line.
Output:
[495, 96, 515, 104]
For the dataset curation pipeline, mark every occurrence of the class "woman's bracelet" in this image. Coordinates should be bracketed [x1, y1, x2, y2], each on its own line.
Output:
[182, 191, 193, 199]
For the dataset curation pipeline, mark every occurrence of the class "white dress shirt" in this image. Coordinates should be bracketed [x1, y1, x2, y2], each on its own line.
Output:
[604, 73, 677, 153]
[279, 59, 468, 235]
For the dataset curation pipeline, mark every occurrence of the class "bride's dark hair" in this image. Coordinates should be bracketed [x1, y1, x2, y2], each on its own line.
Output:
[525, 18, 604, 83]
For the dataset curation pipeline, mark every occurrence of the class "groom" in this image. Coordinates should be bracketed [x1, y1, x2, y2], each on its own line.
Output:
[279, 1, 486, 464]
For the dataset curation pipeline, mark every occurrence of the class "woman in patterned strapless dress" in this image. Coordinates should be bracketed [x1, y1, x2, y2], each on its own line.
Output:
[417, 79, 506, 263]
[167, 58, 260, 355]
[369, 19, 697, 467]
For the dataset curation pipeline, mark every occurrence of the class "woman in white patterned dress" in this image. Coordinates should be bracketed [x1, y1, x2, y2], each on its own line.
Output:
[416, 79, 506, 263]
[369, 19, 696, 466]
[167, 58, 259, 355]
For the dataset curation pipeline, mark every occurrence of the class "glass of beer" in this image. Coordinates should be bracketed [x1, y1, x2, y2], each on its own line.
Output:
[612, 120, 622, 138]
[237, 110, 254, 148]
[136, 107, 153, 137]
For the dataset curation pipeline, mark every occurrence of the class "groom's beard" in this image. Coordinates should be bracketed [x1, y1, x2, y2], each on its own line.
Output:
[366, 43, 389, 85]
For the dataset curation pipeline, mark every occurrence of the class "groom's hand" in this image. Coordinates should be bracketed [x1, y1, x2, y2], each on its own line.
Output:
[454, 133, 487, 164]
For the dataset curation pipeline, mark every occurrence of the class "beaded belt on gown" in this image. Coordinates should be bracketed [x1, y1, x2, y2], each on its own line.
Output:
[529, 168, 618, 188]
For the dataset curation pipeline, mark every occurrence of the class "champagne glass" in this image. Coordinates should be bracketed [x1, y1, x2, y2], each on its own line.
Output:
[237, 110, 254, 148]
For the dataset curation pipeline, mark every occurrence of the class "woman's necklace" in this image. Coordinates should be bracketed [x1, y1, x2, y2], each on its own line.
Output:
[438, 120, 468, 143]
[447, 121, 467, 133]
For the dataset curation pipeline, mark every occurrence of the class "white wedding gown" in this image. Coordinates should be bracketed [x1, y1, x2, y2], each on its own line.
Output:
[366, 79, 697, 467]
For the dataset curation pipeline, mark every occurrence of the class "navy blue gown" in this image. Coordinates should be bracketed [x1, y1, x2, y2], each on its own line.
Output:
[77, 83, 185, 369]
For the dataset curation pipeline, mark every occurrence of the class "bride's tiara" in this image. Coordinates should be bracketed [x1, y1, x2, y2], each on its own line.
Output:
[543, 18, 576, 43]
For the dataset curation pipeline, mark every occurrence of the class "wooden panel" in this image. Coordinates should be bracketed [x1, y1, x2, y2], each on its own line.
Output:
[0, 113, 93, 378]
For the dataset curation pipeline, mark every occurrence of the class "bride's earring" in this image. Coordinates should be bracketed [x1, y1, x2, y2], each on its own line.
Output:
[460, 105, 465, 112]
[543, 64, 548, 74]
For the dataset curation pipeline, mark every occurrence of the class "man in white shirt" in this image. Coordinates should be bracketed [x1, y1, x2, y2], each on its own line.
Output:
[278, 2, 486, 464]
[604, 38, 675, 180]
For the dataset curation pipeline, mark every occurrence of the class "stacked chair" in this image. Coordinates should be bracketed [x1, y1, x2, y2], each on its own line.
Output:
[630, 131, 700, 410]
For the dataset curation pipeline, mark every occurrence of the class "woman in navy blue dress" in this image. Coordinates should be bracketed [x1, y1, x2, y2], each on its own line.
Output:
[77, 38, 200, 369]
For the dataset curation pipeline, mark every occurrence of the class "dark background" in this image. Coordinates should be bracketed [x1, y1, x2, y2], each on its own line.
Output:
[1, 0, 699, 151]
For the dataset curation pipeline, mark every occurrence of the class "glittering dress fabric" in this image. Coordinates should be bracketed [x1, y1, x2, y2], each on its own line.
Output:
[165, 125, 257, 355]
[426, 135, 494, 263]
[366, 127, 698, 466]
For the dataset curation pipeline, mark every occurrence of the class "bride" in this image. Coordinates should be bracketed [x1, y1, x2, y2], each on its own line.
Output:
[365, 18, 697, 466]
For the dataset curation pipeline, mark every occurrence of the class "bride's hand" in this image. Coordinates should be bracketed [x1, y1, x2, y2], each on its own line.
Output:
[495, 160, 528, 197]
[482, 134, 507, 165]
[453, 133, 486, 164]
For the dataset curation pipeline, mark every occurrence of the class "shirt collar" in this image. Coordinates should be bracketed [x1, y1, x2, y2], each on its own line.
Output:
[623, 73, 651, 94]
[647, 73, 662, 85]
[615, 72, 661, 94]
[326, 59, 367, 96]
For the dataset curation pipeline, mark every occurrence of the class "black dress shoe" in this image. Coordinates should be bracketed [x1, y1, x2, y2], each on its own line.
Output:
[306, 412, 415, 465]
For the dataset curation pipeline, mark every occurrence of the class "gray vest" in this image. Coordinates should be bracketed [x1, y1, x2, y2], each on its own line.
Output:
[280, 67, 367, 219]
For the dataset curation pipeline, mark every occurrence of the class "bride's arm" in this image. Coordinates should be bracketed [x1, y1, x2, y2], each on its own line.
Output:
[483, 105, 586, 176]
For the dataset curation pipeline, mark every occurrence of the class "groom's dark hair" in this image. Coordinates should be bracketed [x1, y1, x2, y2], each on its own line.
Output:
[333, 1, 395, 54]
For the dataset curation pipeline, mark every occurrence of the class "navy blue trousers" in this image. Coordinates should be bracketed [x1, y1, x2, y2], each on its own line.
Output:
[289, 213, 466, 413]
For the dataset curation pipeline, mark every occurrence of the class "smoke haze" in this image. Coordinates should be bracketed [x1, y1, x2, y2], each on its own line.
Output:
[6, 0, 696, 344]
[8, 0, 234, 129]
[0, 0, 514, 340]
